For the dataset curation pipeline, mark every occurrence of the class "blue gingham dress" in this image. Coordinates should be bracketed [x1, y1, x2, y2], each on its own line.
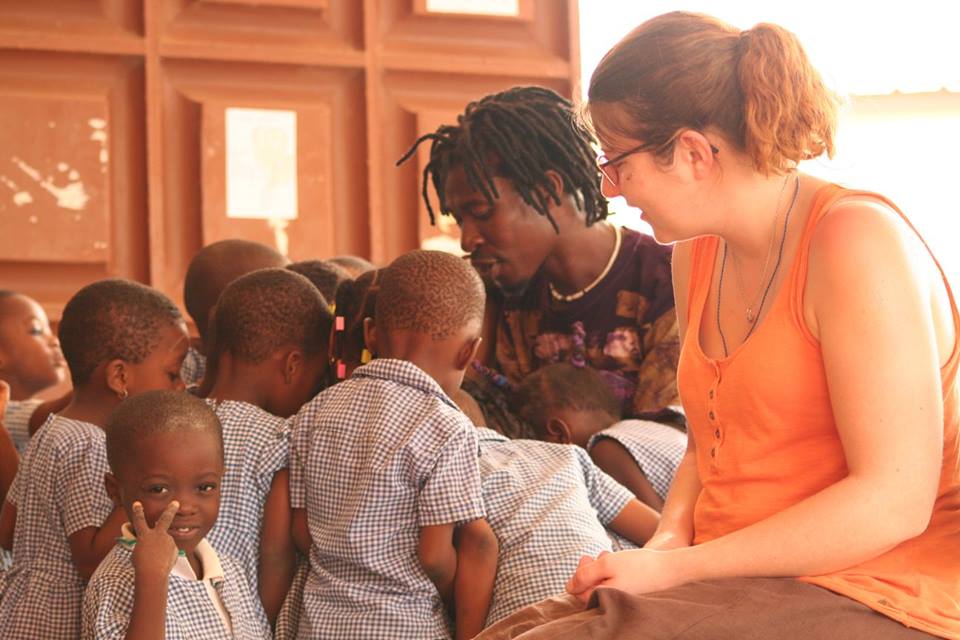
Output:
[477, 428, 634, 625]
[203, 399, 289, 598]
[587, 419, 687, 500]
[0, 415, 114, 639]
[289, 359, 485, 640]
[82, 541, 271, 639]
[3, 398, 42, 454]
[180, 346, 207, 388]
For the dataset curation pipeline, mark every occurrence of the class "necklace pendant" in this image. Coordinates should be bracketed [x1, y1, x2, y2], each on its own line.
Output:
[746, 307, 755, 323]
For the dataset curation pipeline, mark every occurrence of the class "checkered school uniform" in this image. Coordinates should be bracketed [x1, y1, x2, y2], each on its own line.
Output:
[180, 346, 207, 388]
[477, 428, 634, 625]
[290, 358, 485, 639]
[0, 415, 114, 639]
[83, 536, 270, 639]
[587, 419, 687, 500]
[3, 398, 42, 454]
[203, 399, 289, 598]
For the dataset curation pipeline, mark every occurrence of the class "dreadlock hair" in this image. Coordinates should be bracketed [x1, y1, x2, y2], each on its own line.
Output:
[331, 268, 381, 379]
[58, 279, 184, 387]
[106, 390, 223, 477]
[396, 85, 609, 233]
[207, 268, 332, 368]
[287, 259, 351, 302]
[511, 363, 622, 439]
[377, 250, 485, 341]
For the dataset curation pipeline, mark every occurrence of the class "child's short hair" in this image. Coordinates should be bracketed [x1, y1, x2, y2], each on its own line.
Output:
[512, 363, 622, 438]
[329, 255, 376, 277]
[58, 279, 183, 387]
[105, 389, 222, 475]
[332, 268, 381, 373]
[209, 268, 332, 364]
[376, 250, 485, 340]
[183, 239, 287, 340]
[286, 260, 351, 302]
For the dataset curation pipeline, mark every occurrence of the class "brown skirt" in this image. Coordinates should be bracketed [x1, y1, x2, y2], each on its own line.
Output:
[474, 578, 940, 640]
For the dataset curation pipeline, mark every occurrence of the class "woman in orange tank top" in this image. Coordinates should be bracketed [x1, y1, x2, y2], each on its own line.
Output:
[475, 11, 959, 640]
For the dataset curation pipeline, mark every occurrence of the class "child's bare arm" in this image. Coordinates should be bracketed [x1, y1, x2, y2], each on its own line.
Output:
[0, 382, 16, 502]
[589, 439, 664, 511]
[453, 518, 498, 640]
[124, 501, 179, 640]
[69, 505, 128, 580]
[0, 500, 15, 551]
[607, 499, 660, 547]
[418, 524, 457, 606]
[259, 469, 295, 625]
[291, 508, 311, 557]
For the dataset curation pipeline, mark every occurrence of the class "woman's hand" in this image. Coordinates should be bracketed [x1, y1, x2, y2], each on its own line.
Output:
[130, 500, 180, 579]
[565, 548, 689, 604]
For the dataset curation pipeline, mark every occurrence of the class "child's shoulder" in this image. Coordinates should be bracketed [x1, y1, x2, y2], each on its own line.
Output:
[86, 544, 136, 596]
[32, 415, 104, 454]
[205, 399, 287, 432]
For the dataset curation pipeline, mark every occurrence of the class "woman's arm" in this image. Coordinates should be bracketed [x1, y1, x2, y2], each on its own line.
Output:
[568, 203, 946, 600]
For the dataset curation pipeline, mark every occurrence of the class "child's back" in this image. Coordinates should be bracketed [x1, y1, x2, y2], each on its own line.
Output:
[292, 360, 484, 637]
[477, 428, 647, 625]
[0, 415, 111, 638]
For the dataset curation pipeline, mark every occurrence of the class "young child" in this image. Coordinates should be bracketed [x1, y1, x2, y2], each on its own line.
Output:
[0, 382, 16, 572]
[203, 268, 332, 625]
[83, 390, 270, 639]
[182, 239, 288, 387]
[329, 267, 381, 381]
[0, 279, 189, 639]
[286, 259, 351, 303]
[513, 363, 686, 511]
[0, 290, 70, 452]
[476, 424, 658, 625]
[289, 250, 498, 640]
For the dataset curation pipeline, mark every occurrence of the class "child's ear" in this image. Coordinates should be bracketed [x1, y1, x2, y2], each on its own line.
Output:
[545, 417, 573, 445]
[362, 317, 378, 356]
[104, 360, 129, 399]
[104, 472, 123, 508]
[282, 349, 304, 385]
[454, 336, 482, 372]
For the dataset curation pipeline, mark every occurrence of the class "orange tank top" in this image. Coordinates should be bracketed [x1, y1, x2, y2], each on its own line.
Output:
[678, 184, 960, 638]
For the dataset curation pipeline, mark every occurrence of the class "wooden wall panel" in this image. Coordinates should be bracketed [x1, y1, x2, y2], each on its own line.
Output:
[0, 0, 579, 319]
[0, 49, 147, 318]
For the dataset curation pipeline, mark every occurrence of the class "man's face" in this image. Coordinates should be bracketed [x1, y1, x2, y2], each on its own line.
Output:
[443, 165, 559, 297]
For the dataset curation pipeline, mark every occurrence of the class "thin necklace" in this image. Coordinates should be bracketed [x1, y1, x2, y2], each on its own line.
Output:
[730, 175, 789, 323]
[549, 224, 621, 303]
[717, 173, 800, 357]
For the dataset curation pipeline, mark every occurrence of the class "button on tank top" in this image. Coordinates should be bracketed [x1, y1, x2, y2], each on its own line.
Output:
[678, 184, 960, 637]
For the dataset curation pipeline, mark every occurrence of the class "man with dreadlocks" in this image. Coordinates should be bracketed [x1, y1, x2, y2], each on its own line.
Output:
[398, 86, 681, 438]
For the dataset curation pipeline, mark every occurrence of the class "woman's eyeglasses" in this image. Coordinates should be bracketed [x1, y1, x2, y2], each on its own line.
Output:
[596, 140, 719, 187]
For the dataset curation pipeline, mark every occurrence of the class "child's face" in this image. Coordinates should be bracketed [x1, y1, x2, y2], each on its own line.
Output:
[0, 295, 66, 397]
[110, 428, 223, 556]
[124, 321, 190, 395]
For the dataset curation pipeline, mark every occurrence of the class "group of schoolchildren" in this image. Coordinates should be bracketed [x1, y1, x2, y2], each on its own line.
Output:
[0, 239, 685, 639]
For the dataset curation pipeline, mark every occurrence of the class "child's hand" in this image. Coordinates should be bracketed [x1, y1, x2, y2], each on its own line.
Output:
[130, 500, 180, 580]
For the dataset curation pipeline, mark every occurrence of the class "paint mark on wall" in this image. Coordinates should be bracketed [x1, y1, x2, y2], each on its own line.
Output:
[268, 218, 290, 257]
[10, 156, 90, 211]
[13, 191, 33, 206]
[89, 119, 109, 172]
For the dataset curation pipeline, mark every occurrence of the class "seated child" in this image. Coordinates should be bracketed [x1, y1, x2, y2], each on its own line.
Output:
[286, 259, 351, 303]
[83, 390, 270, 639]
[182, 239, 288, 387]
[0, 290, 70, 452]
[203, 268, 332, 625]
[0, 279, 189, 639]
[289, 250, 498, 640]
[476, 425, 658, 625]
[513, 363, 686, 511]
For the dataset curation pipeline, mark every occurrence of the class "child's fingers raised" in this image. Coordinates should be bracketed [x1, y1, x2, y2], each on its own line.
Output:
[153, 500, 180, 533]
[130, 501, 149, 537]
